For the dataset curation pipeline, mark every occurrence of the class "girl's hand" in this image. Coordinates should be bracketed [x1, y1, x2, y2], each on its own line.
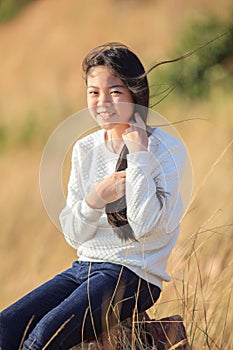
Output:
[122, 112, 148, 153]
[86, 171, 126, 209]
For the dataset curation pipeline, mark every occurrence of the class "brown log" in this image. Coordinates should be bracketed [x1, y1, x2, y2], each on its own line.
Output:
[70, 312, 190, 350]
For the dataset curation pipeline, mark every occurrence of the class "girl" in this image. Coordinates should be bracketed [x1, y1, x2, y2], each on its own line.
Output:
[0, 42, 187, 349]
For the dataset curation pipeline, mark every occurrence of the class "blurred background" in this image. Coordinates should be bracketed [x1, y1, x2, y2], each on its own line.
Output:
[0, 0, 232, 348]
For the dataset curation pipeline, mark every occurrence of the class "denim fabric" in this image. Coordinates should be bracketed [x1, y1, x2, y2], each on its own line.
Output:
[0, 261, 161, 350]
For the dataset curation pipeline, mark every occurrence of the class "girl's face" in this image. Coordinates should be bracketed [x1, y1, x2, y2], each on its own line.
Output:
[86, 66, 134, 132]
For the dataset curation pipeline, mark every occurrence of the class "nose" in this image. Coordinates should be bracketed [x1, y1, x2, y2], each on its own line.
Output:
[98, 92, 112, 107]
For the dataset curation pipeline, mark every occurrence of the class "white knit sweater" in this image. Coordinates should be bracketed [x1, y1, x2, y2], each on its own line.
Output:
[59, 127, 187, 289]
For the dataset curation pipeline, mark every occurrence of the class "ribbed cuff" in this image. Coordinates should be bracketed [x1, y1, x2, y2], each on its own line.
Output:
[80, 199, 103, 222]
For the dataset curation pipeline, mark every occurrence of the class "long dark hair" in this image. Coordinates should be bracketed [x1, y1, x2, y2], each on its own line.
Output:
[83, 43, 150, 241]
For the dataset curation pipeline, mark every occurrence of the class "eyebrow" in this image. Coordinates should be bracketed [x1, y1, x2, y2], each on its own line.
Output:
[87, 84, 126, 89]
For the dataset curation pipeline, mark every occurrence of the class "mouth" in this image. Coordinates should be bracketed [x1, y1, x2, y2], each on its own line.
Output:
[97, 111, 117, 121]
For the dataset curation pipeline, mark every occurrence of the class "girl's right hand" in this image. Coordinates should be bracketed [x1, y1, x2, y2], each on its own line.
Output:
[85, 171, 126, 209]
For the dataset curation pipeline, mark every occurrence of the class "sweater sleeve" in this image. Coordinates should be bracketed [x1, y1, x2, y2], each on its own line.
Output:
[125, 137, 186, 239]
[59, 144, 103, 249]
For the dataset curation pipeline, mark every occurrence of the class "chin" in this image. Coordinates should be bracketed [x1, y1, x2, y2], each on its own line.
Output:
[98, 122, 119, 130]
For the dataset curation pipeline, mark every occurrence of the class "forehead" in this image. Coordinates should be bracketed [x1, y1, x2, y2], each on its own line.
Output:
[87, 66, 123, 85]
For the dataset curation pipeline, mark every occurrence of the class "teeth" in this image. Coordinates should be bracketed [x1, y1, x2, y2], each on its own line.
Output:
[98, 112, 115, 118]
[98, 111, 113, 114]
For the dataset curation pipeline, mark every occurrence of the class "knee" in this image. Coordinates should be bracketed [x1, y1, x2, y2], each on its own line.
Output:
[1, 308, 18, 337]
[0, 310, 26, 350]
[1, 307, 14, 327]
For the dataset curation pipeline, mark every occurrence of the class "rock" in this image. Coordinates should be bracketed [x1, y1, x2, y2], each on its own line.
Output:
[70, 312, 190, 349]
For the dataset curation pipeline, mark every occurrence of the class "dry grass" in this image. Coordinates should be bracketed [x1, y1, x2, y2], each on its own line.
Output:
[0, 1, 233, 349]
[150, 92, 233, 349]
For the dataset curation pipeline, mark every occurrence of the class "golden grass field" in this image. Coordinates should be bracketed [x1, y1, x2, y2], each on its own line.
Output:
[0, 0, 232, 348]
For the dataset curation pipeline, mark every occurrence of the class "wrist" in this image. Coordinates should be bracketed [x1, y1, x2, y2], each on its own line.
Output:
[86, 189, 106, 210]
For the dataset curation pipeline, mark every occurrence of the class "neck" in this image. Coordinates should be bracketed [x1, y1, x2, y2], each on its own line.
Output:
[105, 129, 125, 154]
[106, 124, 128, 140]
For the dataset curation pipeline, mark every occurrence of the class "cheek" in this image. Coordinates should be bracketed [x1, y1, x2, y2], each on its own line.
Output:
[115, 102, 134, 121]
[87, 95, 95, 108]
[87, 98, 97, 119]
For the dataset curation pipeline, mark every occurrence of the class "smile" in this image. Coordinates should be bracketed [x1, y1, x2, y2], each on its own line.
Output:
[97, 112, 116, 121]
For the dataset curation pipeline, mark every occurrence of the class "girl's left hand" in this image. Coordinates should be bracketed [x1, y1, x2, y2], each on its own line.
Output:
[122, 112, 148, 153]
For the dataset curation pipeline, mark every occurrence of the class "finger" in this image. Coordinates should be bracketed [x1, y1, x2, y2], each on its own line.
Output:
[122, 125, 135, 137]
[115, 183, 126, 197]
[118, 178, 126, 185]
[116, 170, 126, 178]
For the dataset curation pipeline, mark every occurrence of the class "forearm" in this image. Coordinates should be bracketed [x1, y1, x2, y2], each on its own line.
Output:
[126, 151, 165, 238]
[85, 188, 107, 210]
[59, 199, 102, 248]
[125, 146, 184, 238]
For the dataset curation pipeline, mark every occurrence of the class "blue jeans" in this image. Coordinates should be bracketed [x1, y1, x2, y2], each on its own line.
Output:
[0, 261, 161, 350]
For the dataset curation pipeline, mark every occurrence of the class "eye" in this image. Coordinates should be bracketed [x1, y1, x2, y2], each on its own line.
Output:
[88, 90, 98, 95]
[111, 90, 122, 95]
